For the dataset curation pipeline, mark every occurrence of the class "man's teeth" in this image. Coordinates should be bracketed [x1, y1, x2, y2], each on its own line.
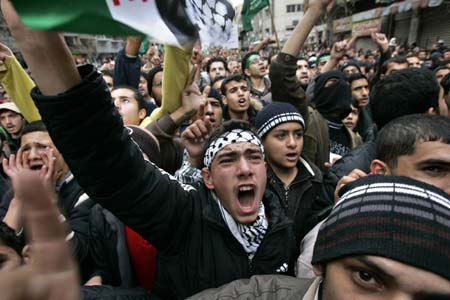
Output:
[239, 186, 253, 192]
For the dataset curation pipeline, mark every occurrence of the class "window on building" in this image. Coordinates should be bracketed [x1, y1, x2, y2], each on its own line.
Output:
[296, 4, 304, 12]
[286, 5, 295, 13]
[293, 20, 299, 26]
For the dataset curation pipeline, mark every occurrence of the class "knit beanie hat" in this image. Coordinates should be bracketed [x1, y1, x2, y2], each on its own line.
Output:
[312, 175, 450, 281]
[255, 102, 305, 138]
[340, 60, 361, 73]
[126, 125, 161, 166]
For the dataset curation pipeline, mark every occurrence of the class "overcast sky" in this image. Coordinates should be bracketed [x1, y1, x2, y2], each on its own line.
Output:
[229, 0, 244, 7]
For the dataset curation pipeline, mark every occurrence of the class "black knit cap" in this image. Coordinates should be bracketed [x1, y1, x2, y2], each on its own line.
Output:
[255, 102, 305, 138]
[340, 60, 361, 73]
[312, 175, 450, 280]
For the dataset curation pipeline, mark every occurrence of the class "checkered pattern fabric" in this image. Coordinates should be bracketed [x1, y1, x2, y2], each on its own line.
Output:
[203, 129, 264, 169]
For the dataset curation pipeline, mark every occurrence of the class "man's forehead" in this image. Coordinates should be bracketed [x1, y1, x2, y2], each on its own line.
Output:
[21, 131, 52, 144]
[226, 80, 247, 88]
[111, 88, 135, 98]
[216, 141, 261, 155]
[0, 110, 19, 116]
[211, 61, 225, 69]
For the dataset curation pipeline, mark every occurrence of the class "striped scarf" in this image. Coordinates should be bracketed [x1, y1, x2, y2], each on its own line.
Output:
[212, 192, 268, 258]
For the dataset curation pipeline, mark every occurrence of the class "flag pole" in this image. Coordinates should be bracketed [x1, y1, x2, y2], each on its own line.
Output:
[267, 0, 280, 50]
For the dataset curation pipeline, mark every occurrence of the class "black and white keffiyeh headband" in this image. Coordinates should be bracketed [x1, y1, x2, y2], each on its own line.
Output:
[204, 129, 265, 169]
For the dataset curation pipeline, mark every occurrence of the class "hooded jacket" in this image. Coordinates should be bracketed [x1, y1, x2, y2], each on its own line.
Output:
[270, 53, 361, 172]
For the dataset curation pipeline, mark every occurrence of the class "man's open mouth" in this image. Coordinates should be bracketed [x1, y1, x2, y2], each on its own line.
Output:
[238, 185, 255, 211]
[30, 163, 44, 171]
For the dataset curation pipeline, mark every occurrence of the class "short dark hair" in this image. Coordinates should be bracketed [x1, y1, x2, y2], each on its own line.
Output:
[145, 65, 163, 96]
[0, 221, 24, 257]
[241, 51, 258, 73]
[101, 69, 114, 78]
[376, 114, 450, 168]
[347, 72, 368, 85]
[206, 57, 228, 74]
[370, 68, 440, 129]
[21, 120, 47, 136]
[112, 85, 147, 111]
[442, 72, 450, 94]
[380, 57, 408, 75]
[221, 74, 247, 96]
[211, 75, 226, 88]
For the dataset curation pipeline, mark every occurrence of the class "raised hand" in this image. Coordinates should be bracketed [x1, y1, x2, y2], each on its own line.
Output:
[371, 32, 389, 53]
[330, 37, 356, 61]
[0, 170, 79, 300]
[307, 0, 336, 13]
[181, 64, 203, 118]
[334, 169, 368, 202]
[182, 118, 213, 167]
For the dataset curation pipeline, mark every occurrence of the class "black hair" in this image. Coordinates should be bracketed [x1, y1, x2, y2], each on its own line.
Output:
[211, 76, 226, 89]
[376, 114, 450, 168]
[241, 51, 258, 73]
[220, 74, 247, 96]
[380, 57, 408, 75]
[145, 65, 163, 96]
[442, 72, 450, 94]
[101, 69, 114, 78]
[370, 68, 440, 129]
[21, 120, 47, 136]
[351, 98, 360, 111]
[112, 85, 147, 112]
[206, 57, 228, 74]
[346, 72, 368, 85]
[0, 222, 24, 257]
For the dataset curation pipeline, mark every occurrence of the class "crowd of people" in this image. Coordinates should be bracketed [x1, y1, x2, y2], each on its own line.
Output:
[0, 0, 449, 299]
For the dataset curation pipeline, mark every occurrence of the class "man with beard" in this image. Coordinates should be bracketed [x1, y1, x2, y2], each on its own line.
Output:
[296, 58, 311, 90]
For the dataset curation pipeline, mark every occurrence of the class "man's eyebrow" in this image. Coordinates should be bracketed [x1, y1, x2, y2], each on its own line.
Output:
[415, 291, 450, 299]
[416, 159, 450, 167]
[216, 150, 237, 159]
[353, 256, 396, 282]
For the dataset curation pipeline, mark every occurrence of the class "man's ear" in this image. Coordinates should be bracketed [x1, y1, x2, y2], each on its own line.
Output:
[222, 95, 228, 105]
[244, 69, 251, 77]
[313, 264, 324, 277]
[22, 245, 32, 265]
[201, 168, 214, 190]
[370, 159, 390, 175]
[138, 108, 147, 121]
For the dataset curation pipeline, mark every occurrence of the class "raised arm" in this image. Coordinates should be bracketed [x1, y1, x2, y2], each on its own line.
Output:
[1, 0, 80, 95]
[270, 0, 334, 122]
[282, 0, 335, 56]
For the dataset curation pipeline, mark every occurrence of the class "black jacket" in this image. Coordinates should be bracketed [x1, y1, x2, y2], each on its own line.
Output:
[32, 65, 296, 300]
[266, 157, 333, 248]
[0, 173, 93, 266]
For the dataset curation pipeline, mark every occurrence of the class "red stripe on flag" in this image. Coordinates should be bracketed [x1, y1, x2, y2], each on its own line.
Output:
[113, 0, 148, 5]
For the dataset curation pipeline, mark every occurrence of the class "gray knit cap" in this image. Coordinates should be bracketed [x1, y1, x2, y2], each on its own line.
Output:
[312, 175, 450, 281]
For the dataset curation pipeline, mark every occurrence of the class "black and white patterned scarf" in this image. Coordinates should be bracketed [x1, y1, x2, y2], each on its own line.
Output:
[212, 192, 268, 258]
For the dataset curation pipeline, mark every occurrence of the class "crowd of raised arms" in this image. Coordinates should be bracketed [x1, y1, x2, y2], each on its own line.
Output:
[0, 0, 449, 299]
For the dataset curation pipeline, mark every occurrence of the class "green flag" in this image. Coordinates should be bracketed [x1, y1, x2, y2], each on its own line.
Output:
[10, 0, 236, 47]
[241, 0, 270, 32]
